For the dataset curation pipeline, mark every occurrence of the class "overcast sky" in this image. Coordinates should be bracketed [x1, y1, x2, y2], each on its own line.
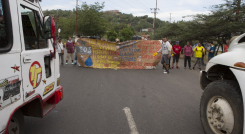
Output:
[40, 0, 225, 22]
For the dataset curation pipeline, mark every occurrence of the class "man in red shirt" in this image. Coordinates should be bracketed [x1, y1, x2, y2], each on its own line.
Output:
[172, 41, 182, 69]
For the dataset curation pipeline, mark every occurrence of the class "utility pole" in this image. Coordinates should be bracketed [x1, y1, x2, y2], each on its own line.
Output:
[151, 0, 160, 36]
[120, 14, 121, 37]
[234, 0, 241, 36]
[76, 0, 78, 35]
[170, 13, 171, 23]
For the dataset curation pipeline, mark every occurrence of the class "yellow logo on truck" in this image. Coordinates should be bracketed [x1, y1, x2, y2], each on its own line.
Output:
[43, 82, 55, 96]
[29, 61, 42, 89]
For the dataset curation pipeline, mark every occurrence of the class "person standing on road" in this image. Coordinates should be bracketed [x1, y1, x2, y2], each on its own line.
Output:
[168, 40, 173, 69]
[207, 42, 215, 61]
[193, 43, 205, 70]
[183, 41, 193, 70]
[153, 37, 171, 74]
[224, 40, 230, 53]
[57, 37, 64, 66]
[65, 37, 75, 65]
[172, 41, 182, 69]
[74, 35, 80, 66]
[200, 43, 206, 68]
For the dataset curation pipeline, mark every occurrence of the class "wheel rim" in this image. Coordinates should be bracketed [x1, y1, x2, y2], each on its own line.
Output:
[8, 117, 20, 134]
[206, 96, 234, 134]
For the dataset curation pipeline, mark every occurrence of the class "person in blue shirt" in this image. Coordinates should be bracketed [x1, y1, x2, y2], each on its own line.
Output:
[207, 42, 215, 61]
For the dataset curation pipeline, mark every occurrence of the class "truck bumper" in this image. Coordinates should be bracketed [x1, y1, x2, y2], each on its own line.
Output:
[43, 86, 63, 116]
[55, 86, 63, 104]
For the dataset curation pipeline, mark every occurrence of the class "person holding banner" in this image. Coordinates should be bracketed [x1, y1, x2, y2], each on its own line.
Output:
[153, 37, 171, 74]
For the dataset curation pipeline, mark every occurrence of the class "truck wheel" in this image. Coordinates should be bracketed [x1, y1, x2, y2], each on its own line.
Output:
[8, 110, 24, 134]
[200, 80, 243, 134]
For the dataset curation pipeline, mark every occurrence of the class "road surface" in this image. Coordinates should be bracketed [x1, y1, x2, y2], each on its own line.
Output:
[25, 58, 205, 134]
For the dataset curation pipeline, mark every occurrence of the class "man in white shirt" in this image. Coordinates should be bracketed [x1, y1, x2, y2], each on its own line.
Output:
[57, 37, 64, 65]
[154, 37, 171, 74]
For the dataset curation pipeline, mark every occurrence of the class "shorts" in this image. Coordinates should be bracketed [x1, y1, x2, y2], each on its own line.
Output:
[173, 54, 180, 63]
[66, 53, 74, 61]
[161, 54, 169, 65]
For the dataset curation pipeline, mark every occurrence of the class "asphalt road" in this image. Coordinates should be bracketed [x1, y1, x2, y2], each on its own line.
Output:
[25, 58, 205, 134]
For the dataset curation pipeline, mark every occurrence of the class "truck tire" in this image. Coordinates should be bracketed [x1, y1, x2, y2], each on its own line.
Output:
[8, 110, 24, 134]
[200, 80, 243, 134]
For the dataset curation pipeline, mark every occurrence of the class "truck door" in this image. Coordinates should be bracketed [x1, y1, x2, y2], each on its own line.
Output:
[0, 0, 22, 108]
[18, 4, 55, 101]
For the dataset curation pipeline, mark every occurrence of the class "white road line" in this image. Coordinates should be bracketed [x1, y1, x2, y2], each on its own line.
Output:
[123, 107, 139, 134]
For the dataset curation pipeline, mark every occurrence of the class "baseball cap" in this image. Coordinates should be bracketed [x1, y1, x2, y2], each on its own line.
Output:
[176, 41, 179, 44]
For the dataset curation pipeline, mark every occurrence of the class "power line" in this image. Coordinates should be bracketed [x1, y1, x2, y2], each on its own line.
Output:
[120, 0, 147, 14]
[107, 0, 126, 10]
[129, 0, 151, 9]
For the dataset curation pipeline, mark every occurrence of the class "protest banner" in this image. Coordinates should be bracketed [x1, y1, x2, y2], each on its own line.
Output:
[75, 38, 162, 69]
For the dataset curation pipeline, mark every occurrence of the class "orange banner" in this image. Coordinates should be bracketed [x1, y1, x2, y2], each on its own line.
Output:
[76, 39, 162, 69]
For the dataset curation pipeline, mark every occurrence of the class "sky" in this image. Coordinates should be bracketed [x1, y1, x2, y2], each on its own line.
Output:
[40, 0, 225, 22]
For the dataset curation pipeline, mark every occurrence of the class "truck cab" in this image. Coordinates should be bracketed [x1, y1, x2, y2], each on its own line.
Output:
[199, 34, 245, 134]
[0, 0, 63, 134]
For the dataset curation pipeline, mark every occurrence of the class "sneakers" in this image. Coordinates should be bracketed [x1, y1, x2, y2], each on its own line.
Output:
[172, 66, 174, 69]
[176, 66, 180, 69]
[66, 63, 68, 65]
[163, 70, 169, 74]
[193, 67, 195, 70]
[189, 67, 192, 70]
[72, 63, 74, 65]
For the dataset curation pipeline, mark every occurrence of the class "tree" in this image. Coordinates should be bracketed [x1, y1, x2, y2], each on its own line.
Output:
[107, 29, 118, 41]
[146, 17, 153, 24]
[154, 0, 245, 53]
[121, 27, 134, 41]
[77, 2, 109, 37]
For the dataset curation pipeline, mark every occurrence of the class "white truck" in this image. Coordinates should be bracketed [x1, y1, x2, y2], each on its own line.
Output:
[0, 0, 63, 134]
[200, 34, 245, 134]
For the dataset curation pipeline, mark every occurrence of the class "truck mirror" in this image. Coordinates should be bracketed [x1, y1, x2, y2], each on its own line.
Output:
[44, 16, 55, 40]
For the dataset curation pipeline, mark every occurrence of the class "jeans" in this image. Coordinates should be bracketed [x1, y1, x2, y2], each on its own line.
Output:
[59, 53, 64, 65]
[74, 52, 77, 65]
[169, 57, 171, 67]
[193, 58, 202, 68]
[173, 54, 180, 63]
[184, 56, 191, 68]
[201, 55, 205, 66]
